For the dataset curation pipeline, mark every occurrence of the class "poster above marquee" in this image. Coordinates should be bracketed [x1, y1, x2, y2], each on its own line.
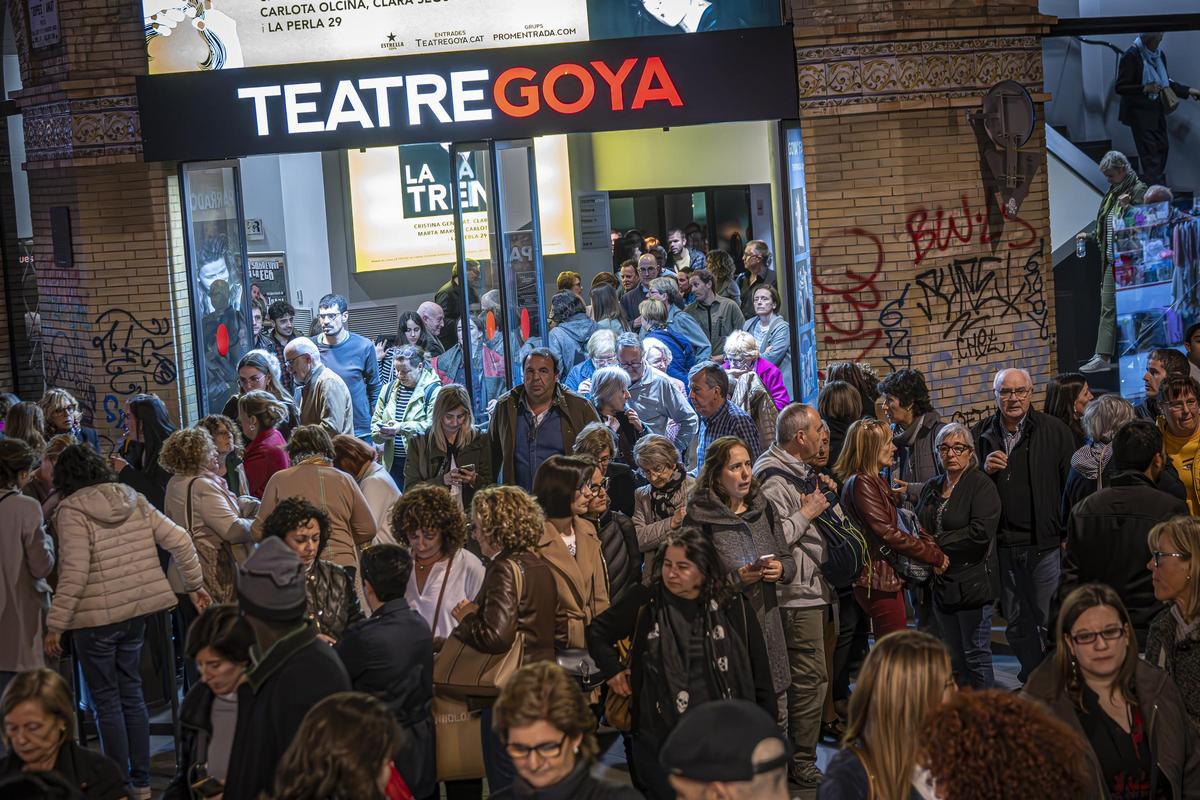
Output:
[141, 0, 779, 75]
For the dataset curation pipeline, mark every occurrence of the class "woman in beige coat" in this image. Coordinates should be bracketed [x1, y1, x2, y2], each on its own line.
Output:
[533, 455, 611, 651]
[252, 425, 376, 584]
[160, 427, 258, 604]
[0, 439, 54, 694]
[44, 444, 210, 798]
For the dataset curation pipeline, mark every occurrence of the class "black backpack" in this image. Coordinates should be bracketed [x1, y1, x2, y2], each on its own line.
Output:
[757, 467, 868, 589]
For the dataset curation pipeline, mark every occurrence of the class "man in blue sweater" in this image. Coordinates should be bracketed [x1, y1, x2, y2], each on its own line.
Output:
[316, 293, 380, 441]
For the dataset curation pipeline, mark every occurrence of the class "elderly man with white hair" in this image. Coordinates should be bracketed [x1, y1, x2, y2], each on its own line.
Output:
[284, 336, 353, 435]
[971, 367, 1075, 682]
[416, 301, 446, 356]
[618, 332, 698, 465]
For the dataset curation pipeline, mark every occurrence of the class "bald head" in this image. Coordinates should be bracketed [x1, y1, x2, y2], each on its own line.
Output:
[637, 253, 660, 287]
[1145, 185, 1174, 205]
[418, 301, 444, 335]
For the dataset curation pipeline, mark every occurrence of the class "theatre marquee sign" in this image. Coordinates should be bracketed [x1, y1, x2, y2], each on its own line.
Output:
[137, 26, 798, 161]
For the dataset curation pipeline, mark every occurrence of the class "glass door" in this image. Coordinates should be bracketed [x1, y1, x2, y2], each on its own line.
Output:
[180, 162, 252, 415]
[777, 122, 818, 404]
[448, 139, 547, 426]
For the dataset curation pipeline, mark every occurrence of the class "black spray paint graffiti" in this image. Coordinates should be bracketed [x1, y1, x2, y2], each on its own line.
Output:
[879, 239, 1051, 371]
[92, 309, 179, 396]
[951, 404, 994, 430]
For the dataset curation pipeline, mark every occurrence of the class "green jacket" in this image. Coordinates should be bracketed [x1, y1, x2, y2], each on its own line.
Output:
[684, 295, 745, 357]
[489, 384, 599, 487]
[404, 429, 494, 507]
[370, 368, 441, 470]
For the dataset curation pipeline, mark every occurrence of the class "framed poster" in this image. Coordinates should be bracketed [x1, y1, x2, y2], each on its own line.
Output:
[247, 252, 290, 308]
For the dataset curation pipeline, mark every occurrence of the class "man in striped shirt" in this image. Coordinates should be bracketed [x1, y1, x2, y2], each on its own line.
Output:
[689, 362, 762, 473]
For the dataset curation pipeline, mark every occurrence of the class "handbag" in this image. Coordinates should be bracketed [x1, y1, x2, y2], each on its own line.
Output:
[842, 475, 931, 585]
[1161, 85, 1181, 115]
[432, 558, 525, 697]
[555, 648, 603, 690]
[187, 478, 238, 603]
[432, 693, 484, 781]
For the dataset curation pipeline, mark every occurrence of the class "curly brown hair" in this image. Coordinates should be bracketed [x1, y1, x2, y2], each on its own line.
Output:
[389, 485, 468, 555]
[492, 661, 598, 762]
[198, 414, 243, 455]
[158, 428, 217, 476]
[470, 485, 545, 553]
[920, 689, 1090, 799]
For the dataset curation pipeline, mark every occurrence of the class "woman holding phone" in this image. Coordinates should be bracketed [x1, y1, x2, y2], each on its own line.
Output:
[371, 345, 440, 490]
[404, 384, 492, 510]
[683, 436, 795, 731]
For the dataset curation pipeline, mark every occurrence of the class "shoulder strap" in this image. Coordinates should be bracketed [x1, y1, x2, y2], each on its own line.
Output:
[185, 477, 200, 534]
[0, 489, 18, 506]
[429, 549, 457, 636]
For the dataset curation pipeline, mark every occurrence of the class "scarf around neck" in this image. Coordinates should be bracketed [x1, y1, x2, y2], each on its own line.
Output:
[641, 586, 755, 730]
[1136, 36, 1170, 100]
[650, 467, 686, 520]
[1096, 171, 1142, 253]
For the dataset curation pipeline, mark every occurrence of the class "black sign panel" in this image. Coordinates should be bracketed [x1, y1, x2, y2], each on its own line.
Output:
[137, 26, 797, 162]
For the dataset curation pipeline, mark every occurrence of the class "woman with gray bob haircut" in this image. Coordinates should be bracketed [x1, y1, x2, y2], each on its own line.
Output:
[573, 421, 638, 517]
[1062, 392, 1184, 514]
[914, 421, 1002, 688]
[589, 365, 646, 471]
[631, 434, 695, 572]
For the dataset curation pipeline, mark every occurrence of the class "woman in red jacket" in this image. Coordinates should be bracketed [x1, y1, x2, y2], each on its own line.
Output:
[237, 390, 290, 499]
[834, 418, 948, 638]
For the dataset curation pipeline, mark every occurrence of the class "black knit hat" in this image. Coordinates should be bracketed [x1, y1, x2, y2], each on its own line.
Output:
[236, 537, 307, 622]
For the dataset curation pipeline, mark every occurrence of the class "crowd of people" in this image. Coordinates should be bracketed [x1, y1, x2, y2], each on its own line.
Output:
[2, 228, 1200, 800]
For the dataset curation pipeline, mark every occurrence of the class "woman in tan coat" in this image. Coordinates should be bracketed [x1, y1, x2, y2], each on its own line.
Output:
[44, 444, 210, 798]
[252, 425, 376, 585]
[533, 455, 611, 652]
[160, 428, 257, 604]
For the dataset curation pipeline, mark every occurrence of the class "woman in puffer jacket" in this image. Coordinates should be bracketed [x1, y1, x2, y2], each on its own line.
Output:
[44, 444, 210, 800]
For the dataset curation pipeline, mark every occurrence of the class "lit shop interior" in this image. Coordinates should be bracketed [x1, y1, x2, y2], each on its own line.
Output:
[180, 120, 817, 417]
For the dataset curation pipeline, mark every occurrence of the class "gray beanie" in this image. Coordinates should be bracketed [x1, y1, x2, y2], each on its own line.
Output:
[236, 537, 307, 622]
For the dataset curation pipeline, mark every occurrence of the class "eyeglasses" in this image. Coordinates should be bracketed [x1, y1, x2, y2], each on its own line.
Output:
[996, 388, 1031, 399]
[589, 477, 610, 493]
[285, 355, 307, 369]
[936, 444, 972, 455]
[238, 375, 266, 388]
[1069, 624, 1126, 646]
[506, 734, 567, 760]
[593, 354, 617, 367]
[1166, 400, 1200, 413]
[1150, 550, 1189, 567]
[317, 311, 342, 320]
[618, 360, 643, 371]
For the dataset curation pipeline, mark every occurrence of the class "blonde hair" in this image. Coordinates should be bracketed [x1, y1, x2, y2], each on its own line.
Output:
[1148, 517, 1200, 621]
[723, 330, 760, 362]
[238, 389, 288, 430]
[832, 418, 892, 482]
[430, 384, 476, 452]
[159, 427, 217, 476]
[844, 630, 952, 800]
[37, 388, 78, 421]
[470, 486, 545, 553]
[5, 402, 45, 452]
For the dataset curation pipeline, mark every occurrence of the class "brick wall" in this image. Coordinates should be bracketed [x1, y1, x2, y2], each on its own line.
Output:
[792, 0, 1057, 423]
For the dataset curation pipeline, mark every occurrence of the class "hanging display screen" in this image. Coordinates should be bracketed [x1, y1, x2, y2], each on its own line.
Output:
[141, 0, 779, 74]
[347, 135, 574, 271]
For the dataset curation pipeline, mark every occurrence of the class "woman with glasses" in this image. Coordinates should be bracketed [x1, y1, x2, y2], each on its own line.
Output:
[38, 388, 100, 453]
[819, 630, 953, 800]
[490, 662, 642, 799]
[574, 421, 639, 520]
[574, 446, 640, 606]
[390, 485, 484, 645]
[834, 419, 947, 640]
[565, 329, 618, 395]
[221, 349, 299, 440]
[723, 330, 790, 411]
[373, 344, 441, 491]
[534, 455, 611, 652]
[914, 423, 1001, 689]
[587, 528, 775, 799]
[1146, 517, 1200, 731]
[631, 435, 695, 579]
[197, 414, 248, 499]
[589, 366, 646, 471]
[1023, 583, 1200, 798]
[720, 333, 781, 456]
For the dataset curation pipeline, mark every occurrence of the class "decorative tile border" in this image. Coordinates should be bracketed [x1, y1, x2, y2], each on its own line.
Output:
[796, 35, 1043, 108]
[22, 96, 142, 164]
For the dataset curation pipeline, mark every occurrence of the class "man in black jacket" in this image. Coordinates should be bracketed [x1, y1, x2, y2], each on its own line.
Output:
[1061, 420, 1186, 648]
[224, 538, 352, 800]
[973, 368, 1074, 682]
[336, 544, 435, 799]
[1115, 33, 1200, 186]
